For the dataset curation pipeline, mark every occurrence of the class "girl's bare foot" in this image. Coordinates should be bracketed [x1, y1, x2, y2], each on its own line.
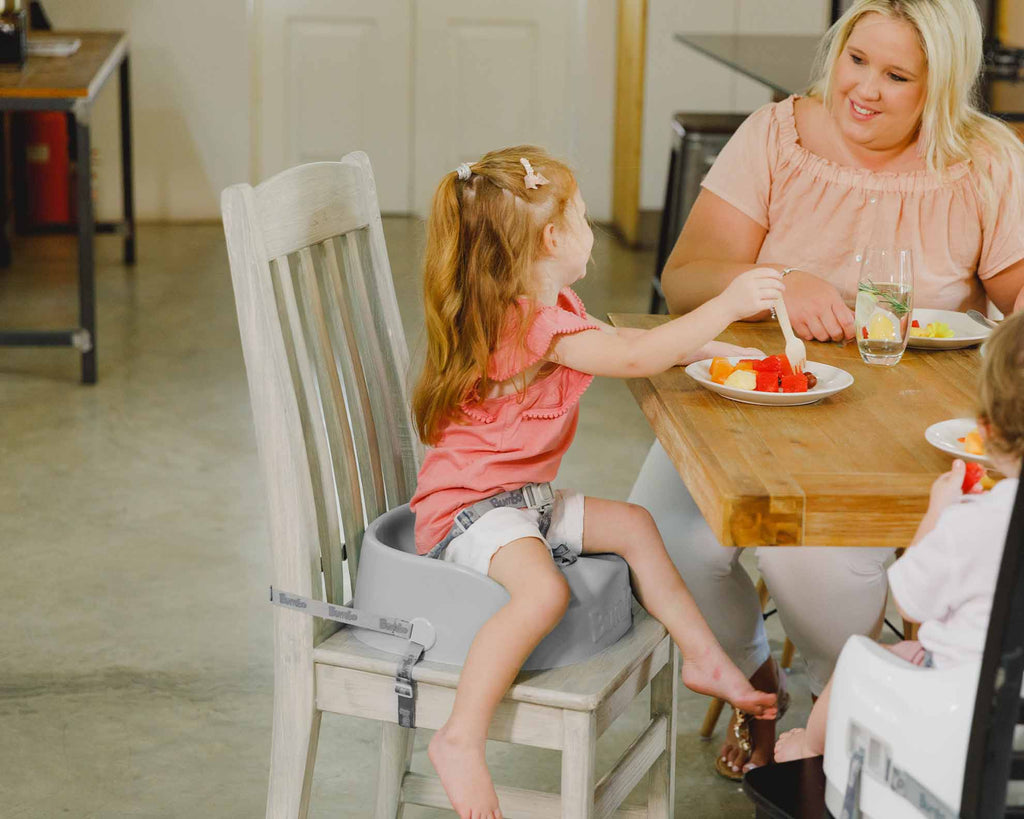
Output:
[717, 657, 782, 775]
[774, 728, 819, 762]
[428, 726, 503, 819]
[681, 644, 778, 719]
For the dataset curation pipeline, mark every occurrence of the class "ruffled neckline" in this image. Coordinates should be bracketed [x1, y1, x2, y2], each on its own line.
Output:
[775, 95, 973, 194]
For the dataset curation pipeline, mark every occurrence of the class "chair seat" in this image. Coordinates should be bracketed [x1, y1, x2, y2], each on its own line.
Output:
[314, 600, 667, 712]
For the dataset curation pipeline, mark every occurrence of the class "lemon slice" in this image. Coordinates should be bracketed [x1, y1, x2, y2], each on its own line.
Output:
[867, 310, 900, 341]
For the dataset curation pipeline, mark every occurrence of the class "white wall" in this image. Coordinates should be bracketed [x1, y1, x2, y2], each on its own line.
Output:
[640, 0, 829, 211]
[39, 0, 824, 223]
[43, 0, 250, 222]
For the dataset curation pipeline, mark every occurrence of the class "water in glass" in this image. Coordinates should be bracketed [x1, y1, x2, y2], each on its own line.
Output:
[855, 248, 914, 366]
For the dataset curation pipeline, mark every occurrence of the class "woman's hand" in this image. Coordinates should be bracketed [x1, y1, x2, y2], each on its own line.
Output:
[720, 267, 785, 321]
[681, 341, 764, 367]
[782, 270, 856, 342]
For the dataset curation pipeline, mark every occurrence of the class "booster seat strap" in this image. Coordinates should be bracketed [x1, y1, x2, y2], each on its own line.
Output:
[839, 742, 957, 819]
[427, 482, 557, 559]
[888, 765, 957, 819]
[396, 641, 425, 728]
[270, 586, 434, 729]
[270, 586, 414, 638]
[841, 745, 864, 819]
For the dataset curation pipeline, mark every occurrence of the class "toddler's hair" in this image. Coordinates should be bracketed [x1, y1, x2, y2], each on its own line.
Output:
[978, 309, 1024, 460]
[413, 146, 577, 446]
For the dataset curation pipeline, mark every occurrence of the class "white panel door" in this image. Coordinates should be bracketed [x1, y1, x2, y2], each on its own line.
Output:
[258, 0, 412, 211]
[414, 0, 576, 216]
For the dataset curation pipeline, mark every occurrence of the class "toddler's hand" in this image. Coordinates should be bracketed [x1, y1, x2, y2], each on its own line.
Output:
[720, 268, 785, 321]
[682, 341, 763, 366]
[928, 459, 965, 513]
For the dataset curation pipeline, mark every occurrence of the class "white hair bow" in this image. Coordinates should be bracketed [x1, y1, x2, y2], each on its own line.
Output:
[520, 158, 549, 190]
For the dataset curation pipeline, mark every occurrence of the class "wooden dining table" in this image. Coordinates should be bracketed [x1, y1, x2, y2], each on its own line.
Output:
[608, 314, 983, 549]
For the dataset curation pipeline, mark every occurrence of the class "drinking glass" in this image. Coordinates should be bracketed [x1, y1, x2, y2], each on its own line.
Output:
[855, 247, 914, 366]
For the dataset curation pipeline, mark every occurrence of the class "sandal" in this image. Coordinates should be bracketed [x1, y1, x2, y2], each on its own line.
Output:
[713, 666, 791, 781]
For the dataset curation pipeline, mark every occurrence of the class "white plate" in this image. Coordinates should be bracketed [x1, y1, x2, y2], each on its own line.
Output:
[684, 357, 854, 406]
[925, 418, 991, 466]
[907, 308, 990, 350]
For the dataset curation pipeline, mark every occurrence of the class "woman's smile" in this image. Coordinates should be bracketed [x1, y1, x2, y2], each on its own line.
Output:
[848, 98, 881, 121]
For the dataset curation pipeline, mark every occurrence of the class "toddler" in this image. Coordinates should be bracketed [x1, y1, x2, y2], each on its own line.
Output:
[775, 309, 1024, 763]
[411, 146, 785, 819]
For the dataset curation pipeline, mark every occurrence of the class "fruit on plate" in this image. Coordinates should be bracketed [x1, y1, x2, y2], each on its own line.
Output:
[962, 461, 985, 493]
[909, 320, 955, 339]
[710, 354, 818, 392]
[709, 357, 734, 384]
[957, 429, 985, 455]
[723, 370, 756, 390]
[755, 370, 779, 392]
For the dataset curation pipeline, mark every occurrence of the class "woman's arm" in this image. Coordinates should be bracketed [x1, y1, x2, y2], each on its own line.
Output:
[661, 189, 770, 315]
[982, 257, 1024, 315]
[664, 190, 856, 341]
[548, 269, 783, 378]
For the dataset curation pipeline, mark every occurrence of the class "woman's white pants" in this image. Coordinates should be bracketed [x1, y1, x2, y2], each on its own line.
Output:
[629, 441, 891, 695]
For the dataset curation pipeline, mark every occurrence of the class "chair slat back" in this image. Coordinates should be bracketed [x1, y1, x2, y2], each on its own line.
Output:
[222, 153, 420, 615]
[961, 476, 1024, 817]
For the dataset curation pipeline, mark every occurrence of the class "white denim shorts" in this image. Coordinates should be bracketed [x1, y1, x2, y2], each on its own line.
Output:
[442, 489, 585, 576]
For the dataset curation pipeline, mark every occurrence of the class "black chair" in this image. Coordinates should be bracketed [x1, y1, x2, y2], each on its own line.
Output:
[744, 475, 1024, 818]
[650, 112, 748, 314]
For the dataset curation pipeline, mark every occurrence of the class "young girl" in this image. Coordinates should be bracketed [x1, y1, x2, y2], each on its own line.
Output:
[410, 146, 784, 819]
[775, 309, 1024, 764]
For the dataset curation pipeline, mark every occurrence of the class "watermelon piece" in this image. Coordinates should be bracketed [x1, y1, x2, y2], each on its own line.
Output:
[779, 355, 794, 376]
[753, 355, 785, 373]
[911, 319, 920, 328]
[962, 462, 985, 494]
[862, 326, 868, 339]
[780, 373, 808, 393]
[755, 370, 780, 392]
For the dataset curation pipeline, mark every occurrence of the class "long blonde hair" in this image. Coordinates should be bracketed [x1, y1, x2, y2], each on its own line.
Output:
[808, 0, 1024, 205]
[412, 146, 576, 446]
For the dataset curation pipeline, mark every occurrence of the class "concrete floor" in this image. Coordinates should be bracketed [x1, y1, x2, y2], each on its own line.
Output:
[0, 221, 818, 818]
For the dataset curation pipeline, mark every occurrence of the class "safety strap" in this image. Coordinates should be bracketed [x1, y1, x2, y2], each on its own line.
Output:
[426, 482, 562, 561]
[840, 743, 958, 819]
[270, 586, 435, 729]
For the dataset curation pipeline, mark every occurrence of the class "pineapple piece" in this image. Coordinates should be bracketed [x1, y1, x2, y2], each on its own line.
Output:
[723, 370, 757, 390]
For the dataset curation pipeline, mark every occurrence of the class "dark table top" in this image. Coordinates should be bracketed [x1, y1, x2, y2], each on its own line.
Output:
[675, 33, 820, 99]
[676, 32, 1024, 121]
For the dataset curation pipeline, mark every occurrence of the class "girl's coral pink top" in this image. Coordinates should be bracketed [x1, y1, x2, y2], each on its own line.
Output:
[701, 96, 1024, 311]
[411, 288, 599, 553]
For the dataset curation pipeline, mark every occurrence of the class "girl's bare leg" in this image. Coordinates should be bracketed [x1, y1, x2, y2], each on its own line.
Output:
[428, 537, 569, 819]
[775, 640, 925, 762]
[775, 677, 831, 762]
[581, 497, 777, 718]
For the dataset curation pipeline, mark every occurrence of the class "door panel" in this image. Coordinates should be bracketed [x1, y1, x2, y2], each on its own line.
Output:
[258, 0, 412, 211]
[414, 0, 574, 215]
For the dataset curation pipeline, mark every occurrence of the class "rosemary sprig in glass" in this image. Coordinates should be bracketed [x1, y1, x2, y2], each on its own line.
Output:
[857, 280, 910, 316]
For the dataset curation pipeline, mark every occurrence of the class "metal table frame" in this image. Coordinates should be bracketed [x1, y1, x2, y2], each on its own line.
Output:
[0, 33, 135, 384]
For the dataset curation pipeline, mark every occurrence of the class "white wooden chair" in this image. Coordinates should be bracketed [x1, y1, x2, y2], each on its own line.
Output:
[221, 152, 678, 819]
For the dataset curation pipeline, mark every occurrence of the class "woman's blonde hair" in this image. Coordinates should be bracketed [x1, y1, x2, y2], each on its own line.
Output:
[978, 310, 1024, 461]
[808, 0, 1024, 207]
[412, 146, 577, 446]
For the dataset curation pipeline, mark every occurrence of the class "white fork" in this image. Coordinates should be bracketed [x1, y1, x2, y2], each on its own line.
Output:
[774, 297, 806, 373]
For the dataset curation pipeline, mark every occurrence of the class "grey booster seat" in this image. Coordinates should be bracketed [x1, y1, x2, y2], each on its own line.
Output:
[352, 504, 633, 670]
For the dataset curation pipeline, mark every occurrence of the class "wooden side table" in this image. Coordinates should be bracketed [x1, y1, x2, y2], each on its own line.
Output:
[0, 31, 135, 383]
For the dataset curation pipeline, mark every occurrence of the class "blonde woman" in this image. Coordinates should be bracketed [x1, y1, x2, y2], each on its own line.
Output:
[631, 0, 1024, 780]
